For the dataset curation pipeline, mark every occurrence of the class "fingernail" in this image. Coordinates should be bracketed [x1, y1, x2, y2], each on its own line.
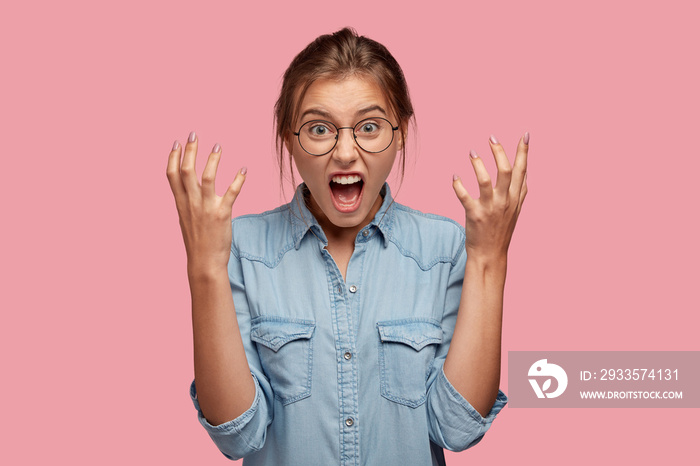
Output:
[213, 143, 221, 153]
[523, 132, 530, 145]
[172, 140, 179, 151]
[188, 131, 196, 143]
[469, 150, 478, 159]
[453, 173, 459, 181]
[240, 166, 248, 176]
[489, 134, 498, 145]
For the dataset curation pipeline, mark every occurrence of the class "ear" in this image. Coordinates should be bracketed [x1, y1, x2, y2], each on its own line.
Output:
[396, 123, 407, 151]
[284, 131, 294, 156]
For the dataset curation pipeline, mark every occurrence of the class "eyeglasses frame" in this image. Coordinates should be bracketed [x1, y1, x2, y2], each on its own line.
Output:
[293, 117, 400, 156]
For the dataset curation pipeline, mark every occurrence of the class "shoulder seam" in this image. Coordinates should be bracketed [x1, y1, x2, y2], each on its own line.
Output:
[393, 203, 466, 231]
[229, 204, 296, 267]
[387, 204, 466, 270]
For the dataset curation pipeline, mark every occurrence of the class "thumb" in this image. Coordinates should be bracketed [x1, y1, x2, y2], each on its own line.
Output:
[452, 174, 473, 209]
[223, 167, 247, 207]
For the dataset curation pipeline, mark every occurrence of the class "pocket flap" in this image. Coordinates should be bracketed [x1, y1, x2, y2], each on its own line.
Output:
[376, 319, 443, 351]
[250, 317, 316, 352]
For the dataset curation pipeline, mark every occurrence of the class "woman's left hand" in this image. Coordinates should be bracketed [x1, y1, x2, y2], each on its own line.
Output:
[452, 133, 529, 261]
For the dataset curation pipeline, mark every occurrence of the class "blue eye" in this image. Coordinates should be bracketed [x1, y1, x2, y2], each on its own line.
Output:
[358, 122, 379, 133]
[304, 121, 335, 138]
[311, 125, 328, 135]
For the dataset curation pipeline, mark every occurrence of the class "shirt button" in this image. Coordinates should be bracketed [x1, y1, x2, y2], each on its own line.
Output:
[345, 417, 354, 427]
[362, 229, 369, 237]
[344, 351, 352, 360]
[349, 285, 357, 293]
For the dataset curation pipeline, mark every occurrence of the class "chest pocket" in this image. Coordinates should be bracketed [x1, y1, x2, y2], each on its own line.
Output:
[377, 319, 443, 408]
[250, 316, 315, 406]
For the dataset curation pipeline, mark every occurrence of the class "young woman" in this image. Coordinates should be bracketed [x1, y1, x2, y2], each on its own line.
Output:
[167, 28, 528, 465]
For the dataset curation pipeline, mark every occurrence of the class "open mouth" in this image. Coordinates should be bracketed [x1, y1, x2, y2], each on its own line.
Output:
[329, 174, 364, 213]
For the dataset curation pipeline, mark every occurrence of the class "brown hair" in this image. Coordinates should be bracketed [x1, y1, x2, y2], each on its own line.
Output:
[274, 27, 415, 189]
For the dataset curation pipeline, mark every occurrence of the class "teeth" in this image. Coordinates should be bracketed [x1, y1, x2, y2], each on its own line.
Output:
[331, 175, 362, 184]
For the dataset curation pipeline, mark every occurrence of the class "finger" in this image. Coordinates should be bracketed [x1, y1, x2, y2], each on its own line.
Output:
[181, 131, 200, 193]
[201, 143, 222, 198]
[489, 135, 513, 194]
[222, 167, 248, 208]
[452, 174, 475, 210]
[166, 140, 186, 199]
[469, 150, 493, 203]
[510, 132, 529, 199]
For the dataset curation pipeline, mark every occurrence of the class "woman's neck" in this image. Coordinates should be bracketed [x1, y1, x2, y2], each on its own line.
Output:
[305, 187, 384, 249]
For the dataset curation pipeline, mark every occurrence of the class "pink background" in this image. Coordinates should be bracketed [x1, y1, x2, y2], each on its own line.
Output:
[3, 0, 698, 464]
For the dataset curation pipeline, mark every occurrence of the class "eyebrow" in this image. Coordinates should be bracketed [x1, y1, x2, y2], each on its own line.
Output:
[299, 105, 388, 122]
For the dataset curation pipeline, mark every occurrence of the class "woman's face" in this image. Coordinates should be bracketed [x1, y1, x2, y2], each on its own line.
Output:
[287, 76, 400, 233]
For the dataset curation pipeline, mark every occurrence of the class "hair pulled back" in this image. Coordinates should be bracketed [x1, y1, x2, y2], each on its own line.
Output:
[274, 27, 415, 186]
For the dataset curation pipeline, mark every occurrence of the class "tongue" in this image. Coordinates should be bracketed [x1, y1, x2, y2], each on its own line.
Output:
[331, 182, 362, 205]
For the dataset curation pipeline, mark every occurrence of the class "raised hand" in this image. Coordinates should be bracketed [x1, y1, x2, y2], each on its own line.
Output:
[444, 134, 527, 416]
[166, 131, 247, 276]
[452, 133, 528, 262]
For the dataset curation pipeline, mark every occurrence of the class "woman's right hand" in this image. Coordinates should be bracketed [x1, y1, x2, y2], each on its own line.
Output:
[166, 131, 247, 277]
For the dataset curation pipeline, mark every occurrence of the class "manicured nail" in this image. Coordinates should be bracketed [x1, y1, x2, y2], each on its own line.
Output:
[453, 173, 459, 181]
[240, 166, 248, 176]
[523, 132, 530, 145]
[213, 143, 221, 153]
[188, 131, 196, 143]
[489, 134, 498, 145]
[469, 150, 478, 159]
[172, 140, 179, 151]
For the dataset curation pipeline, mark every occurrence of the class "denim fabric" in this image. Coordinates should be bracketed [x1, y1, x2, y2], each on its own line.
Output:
[190, 183, 507, 465]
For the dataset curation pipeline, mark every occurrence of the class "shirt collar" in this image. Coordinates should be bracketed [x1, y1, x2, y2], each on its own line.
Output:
[289, 183, 395, 250]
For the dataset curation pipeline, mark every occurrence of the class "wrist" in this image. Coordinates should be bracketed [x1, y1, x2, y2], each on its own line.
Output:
[465, 249, 508, 270]
[187, 261, 229, 282]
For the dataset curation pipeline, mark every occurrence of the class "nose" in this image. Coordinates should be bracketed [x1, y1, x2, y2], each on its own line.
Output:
[331, 127, 359, 165]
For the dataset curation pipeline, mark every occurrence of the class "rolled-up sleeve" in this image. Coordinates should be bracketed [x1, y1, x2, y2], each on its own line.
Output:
[189, 373, 271, 460]
[427, 366, 507, 451]
[426, 237, 508, 451]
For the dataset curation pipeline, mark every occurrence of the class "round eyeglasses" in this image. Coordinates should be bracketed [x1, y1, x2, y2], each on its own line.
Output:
[293, 117, 399, 156]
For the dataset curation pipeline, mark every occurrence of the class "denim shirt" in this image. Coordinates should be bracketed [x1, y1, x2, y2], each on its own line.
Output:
[189, 183, 507, 465]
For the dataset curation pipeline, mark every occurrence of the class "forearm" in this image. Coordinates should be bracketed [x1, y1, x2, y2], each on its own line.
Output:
[189, 265, 256, 426]
[443, 253, 506, 417]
